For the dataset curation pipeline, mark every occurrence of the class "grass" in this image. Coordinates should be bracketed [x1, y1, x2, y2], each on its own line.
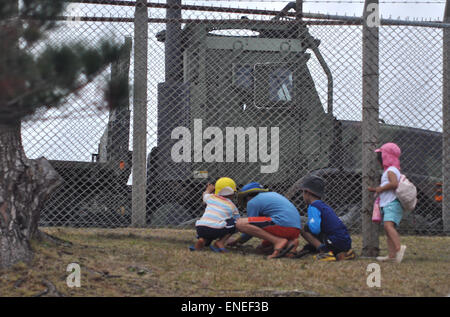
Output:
[0, 227, 449, 297]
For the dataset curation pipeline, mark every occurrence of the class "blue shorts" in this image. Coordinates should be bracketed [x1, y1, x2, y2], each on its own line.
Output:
[304, 225, 351, 255]
[381, 199, 403, 226]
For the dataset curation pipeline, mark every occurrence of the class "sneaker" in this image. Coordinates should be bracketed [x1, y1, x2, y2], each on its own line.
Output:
[395, 245, 407, 263]
[314, 251, 336, 262]
[336, 249, 356, 261]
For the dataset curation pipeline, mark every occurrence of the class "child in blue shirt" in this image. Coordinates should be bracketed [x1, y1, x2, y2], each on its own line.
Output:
[297, 175, 355, 261]
[227, 182, 301, 259]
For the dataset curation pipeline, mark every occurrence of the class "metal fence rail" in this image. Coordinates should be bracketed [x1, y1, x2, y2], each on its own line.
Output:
[21, 0, 448, 235]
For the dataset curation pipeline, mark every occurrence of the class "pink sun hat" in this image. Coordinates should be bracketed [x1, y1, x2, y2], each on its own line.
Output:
[375, 142, 401, 171]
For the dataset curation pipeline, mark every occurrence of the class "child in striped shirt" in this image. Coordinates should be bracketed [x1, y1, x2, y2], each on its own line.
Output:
[189, 177, 240, 253]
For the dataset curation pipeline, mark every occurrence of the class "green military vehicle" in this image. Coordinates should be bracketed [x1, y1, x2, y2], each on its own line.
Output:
[148, 4, 442, 232]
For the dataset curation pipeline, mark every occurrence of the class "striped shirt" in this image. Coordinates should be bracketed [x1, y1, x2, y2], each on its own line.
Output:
[195, 193, 240, 229]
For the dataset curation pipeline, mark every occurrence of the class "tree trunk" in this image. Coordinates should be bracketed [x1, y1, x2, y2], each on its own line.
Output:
[0, 122, 62, 269]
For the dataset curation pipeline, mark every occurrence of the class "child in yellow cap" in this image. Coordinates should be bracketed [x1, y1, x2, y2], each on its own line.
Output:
[189, 177, 240, 253]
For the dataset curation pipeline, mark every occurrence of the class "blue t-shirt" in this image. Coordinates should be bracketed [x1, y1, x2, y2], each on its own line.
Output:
[240, 192, 301, 243]
[246, 192, 301, 229]
[307, 200, 351, 249]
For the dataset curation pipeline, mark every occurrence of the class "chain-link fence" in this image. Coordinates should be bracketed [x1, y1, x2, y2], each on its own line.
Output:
[21, 0, 449, 235]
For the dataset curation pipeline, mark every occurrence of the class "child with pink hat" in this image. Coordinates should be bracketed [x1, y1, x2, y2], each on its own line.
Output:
[368, 142, 407, 263]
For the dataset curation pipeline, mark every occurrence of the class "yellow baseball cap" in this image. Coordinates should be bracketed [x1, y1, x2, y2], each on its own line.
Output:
[215, 177, 237, 196]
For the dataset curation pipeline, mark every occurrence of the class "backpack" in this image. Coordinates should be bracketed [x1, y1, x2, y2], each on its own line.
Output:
[396, 174, 417, 212]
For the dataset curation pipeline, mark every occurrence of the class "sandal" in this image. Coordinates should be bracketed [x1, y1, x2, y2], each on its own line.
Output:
[210, 244, 229, 253]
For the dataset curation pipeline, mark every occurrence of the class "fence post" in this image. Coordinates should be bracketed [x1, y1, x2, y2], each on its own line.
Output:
[443, 0, 450, 234]
[296, 0, 303, 20]
[165, 0, 183, 82]
[131, 0, 148, 227]
[361, 0, 380, 256]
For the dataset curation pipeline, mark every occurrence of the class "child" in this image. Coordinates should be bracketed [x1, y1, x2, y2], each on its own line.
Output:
[189, 177, 240, 253]
[368, 142, 407, 263]
[297, 175, 356, 262]
[227, 182, 301, 259]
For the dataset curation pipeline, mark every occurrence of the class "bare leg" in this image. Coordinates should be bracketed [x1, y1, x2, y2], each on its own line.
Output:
[194, 237, 206, 250]
[215, 234, 232, 249]
[236, 218, 288, 259]
[384, 221, 401, 258]
[386, 233, 395, 258]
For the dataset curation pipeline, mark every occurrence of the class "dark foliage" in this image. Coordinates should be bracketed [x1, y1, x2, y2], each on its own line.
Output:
[0, 0, 129, 125]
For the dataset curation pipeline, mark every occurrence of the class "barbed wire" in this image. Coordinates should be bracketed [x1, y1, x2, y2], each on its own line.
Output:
[68, 0, 446, 4]
[182, 0, 445, 3]
[304, 0, 444, 3]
